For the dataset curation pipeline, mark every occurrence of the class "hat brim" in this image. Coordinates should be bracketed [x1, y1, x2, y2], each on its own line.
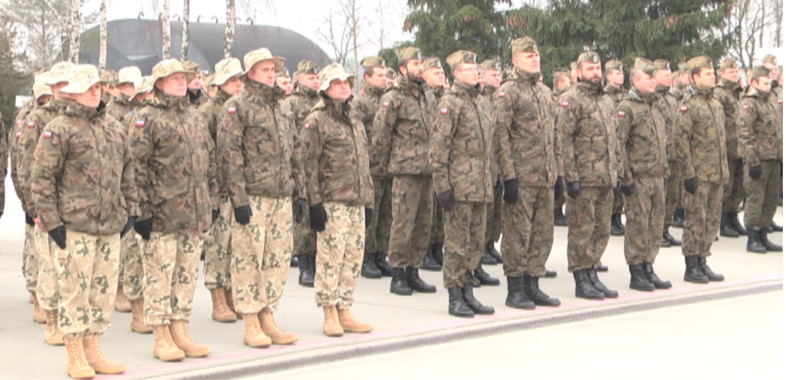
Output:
[246, 57, 286, 73]
[319, 73, 354, 93]
[60, 79, 106, 94]
[213, 69, 246, 87]
[154, 70, 197, 84]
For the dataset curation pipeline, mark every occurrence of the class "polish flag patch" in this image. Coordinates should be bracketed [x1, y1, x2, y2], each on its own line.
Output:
[439, 108, 448, 115]
[227, 107, 237, 114]
[778, 99, 783, 104]
[42, 131, 53, 138]
[27, 121, 35, 128]
[498, 92, 506, 98]
[617, 111, 626, 117]
[382, 102, 390, 108]
[679, 106, 688, 112]
[560, 102, 569, 108]
[15, 120, 22, 126]
[135, 120, 146, 128]
[304, 124, 311, 130]
[742, 105, 750, 110]
[14, 132, 22, 138]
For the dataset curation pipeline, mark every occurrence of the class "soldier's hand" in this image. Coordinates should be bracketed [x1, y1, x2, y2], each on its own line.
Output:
[212, 209, 219, 224]
[48, 226, 67, 249]
[615, 177, 623, 192]
[25, 213, 35, 226]
[234, 205, 252, 225]
[503, 178, 519, 204]
[567, 181, 582, 198]
[309, 203, 328, 232]
[365, 208, 373, 227]
[121, 216, 136, 238]
[294, 198, 307, 223]
[621, 184, 634, 197]
[749, 165, 762, 180]
[554, 176, 565, 199]
[134, 218, 153, 241]
[683, 177, 698, 194]
[437, 190, 455, 211]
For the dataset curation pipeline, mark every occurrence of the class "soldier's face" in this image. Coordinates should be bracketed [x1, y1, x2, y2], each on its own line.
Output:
[324, 78, 352, 102]
[248, 61, 277, 87]
[188, 72, 203, 90]
[365, 67, 387, 88]
[512, 51, 540, 74]
[691, 68, 716, 89]
[453, 63, 479, 87]
[299, 73, 322, 92]
[632, 72, 656, 95]
[69, 82, 103, 108]
[276, 76, 293, 94]
[605, 69, 624, 87]
[116, 82, 136, 98]
[220, 75, 245, 96]
[423, 67, 445, 88]
[157, 73, 188, 97]
[556, 77, 571, 91]
[763, 63, 779, 80]
[50, 82, 68, 100]
[751, 77, 773, 93]
[482, 69, 502, 88]
[578, 62, 602, 83]
[404, 59, 424, 79]
[720, 67, 740, 83]
[654, 69, 672, 87]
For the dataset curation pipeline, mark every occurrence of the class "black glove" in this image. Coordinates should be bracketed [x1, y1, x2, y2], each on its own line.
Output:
[48, 226, 66, 249]
[25, 213, 35, 226]
[134, 218, 153, 240]
[621, 184, 634, 197]
[437, 190, 455, 211]
[294, 198, 307, 223]
[503, 178, 519, 204]
[749, 165, 762, 180]
[234, 205, 252, 225]
[554, 176, 564, 199]
[615, 177, 623, 192]
[121, 216, 136, 238]
[567, 181, 582, 198]
[212, 209, 219, 224]
[309, 203, 328, 232]
[365, 208, 373, 227]
[683, 177, 698, 195]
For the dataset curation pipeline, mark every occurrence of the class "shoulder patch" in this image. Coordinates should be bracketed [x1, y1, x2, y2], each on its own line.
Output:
[498, 91, 506, 98]
[27, 121, 35, 128]
[15, 120, 22, 126]
[304, 124, 311, 130]
[742, 104, 750, 110]
[617, 111, 626, 117]
[439, 108, 448, 115]
[561, 101, 569, 108]
[227, 107, 237, 114]
[135, 119, 146, 128]
[679, 106, 688, 112]
[382, 102, 390, 108]
[778, 99, 783, 104]
[42, 131, 53, 138]
[14, 132, 21, 138]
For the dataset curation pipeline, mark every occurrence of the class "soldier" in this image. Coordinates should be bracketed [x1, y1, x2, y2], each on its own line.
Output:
[276, 68, 293, 95]
[183, 60, 207, 107]
[552, 68, 572, 228]
[616, 58, 672, 291]
[284, 59, 322, 287]
[479, 59, 504, 266]
[353, 56, 395, 279]
[674, 55, 727, 283]
[301, 63, 374, 336]
[496, 37, 562, 308]
[99, 69, 118, 104]
[714, 59, 748, 238]
[605, 60, 627, 236]
[31, 64, 136, 378]
[131, 59, 217, 361]
[737, 66, 783, 253]
[385, 67, 397, 87]
[203, 73, 217, 98]
[557, 51, 621, 300]
[200, 57, 246, 324]
[372, 46, 438, 296]
[106, 66, 142, 123]
[670, 63, 691, 101]
[421, 56, 446, 271]
[762, 55, 783, 232]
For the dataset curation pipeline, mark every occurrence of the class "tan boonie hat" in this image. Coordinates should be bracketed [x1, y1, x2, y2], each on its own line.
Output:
[446, 50, 476, 70]
[361, 56, 386, 70]
[763, 54, 777, 65]
[297, 60, 319, 74]
[686, 55, 713, 71]
[34, 73, 53, 99]
[60, 64, 103, 94]
[117, 66, 142, 85]
[633, 57, 657, 76]
[152, 59, 195, 82]
[395, 46, 422, 62]
[577, 51, 601, 65]
[276, 68, 290, 78]
[652, 59, 671, 71]
[243, 48, 286, 73]
[46, 61, 76, 85]
[749, 65, 771, 80]
[182, 60, 201, 73]
[511, 36, 538, 54]
[100, 69, 118, 85]
[423, 57, 443, 71]
[605, 60, 623, 72]
[135, 76, 154, 96]
[719, 58, 737, 70]
[212, 57, 244, 86]
[318, 62, 354, 93]
[480, 59, 501, 71]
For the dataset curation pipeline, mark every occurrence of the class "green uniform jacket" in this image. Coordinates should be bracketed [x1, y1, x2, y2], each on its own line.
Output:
[713, 79, 744, 159]
[737, 87, 783, 167]
[616, 88, 668, 184]
[199, 88, 233, 198]
[351, 82, 386, 178]
[653, 86, 679, 160]
[674, 86, 729, 184]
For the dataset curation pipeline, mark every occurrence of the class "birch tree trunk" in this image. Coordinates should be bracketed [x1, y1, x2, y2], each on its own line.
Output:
[68, 0, 81, 63]
[225, 0, 235, 58]
[181, 0, 190, 61]
[162, 0, 171, 59]
[99, 0, 107, 69]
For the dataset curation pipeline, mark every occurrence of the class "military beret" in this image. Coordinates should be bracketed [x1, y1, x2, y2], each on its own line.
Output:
[749, 65, 771, 80]
[297, 60, 319, 74]
[182, 60, 201, 73]
[511, 36, 538, 54]
[605, 60, 623, 71]
[395, 46, 423, 62]
[360, 56, 386, 70]
[446, 50, 476, 69]
[577, 51, 601, 64]
[422, 57, 443, 71]
[276, 68, 290, 78]
[763, 54, 778, 65]
[719, 58, 738, 70]
[480, 59, 501, 71]
[686, 55, 713, 71]
[633, 57, 657, 76]
[652, 59, 671, 71]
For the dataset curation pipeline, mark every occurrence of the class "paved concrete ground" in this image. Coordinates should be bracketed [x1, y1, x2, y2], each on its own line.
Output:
[0, 175, 782, 379]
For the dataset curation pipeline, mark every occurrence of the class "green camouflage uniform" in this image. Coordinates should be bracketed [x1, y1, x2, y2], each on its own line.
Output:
[605, 83, 627, 215]
[552, 86, 570, 215]
[714, 79, 746, 214]
[482, 85, 503, 245]
[429, 86, 446, 247]
[653, 85, 682, 227]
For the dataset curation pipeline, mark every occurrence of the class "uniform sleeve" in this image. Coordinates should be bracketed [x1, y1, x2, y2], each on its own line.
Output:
[493, 86, 517, 181]
[736, 98, 759, 167]
[429, 98, 456, 194]
[118, 122, 139, 217]
[129, 115, 153, 220]
[371, 93, 397, 176]
[30, 125, 66, 231]
[674, 101, 696, 180]
[301, 115, 324, 206]
[218, 101, 249, 209]
[290, 116, 307, 200]
[556, 94, 580, 183]
[204, 126, 219, 210]
[18, 114, 44, 216]
[615, 103, 634, 184]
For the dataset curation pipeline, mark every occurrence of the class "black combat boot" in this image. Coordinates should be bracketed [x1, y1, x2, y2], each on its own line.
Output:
[771, 221, 783, 232]
[642, 262, 672, 289]
[554, 207, 568, 226]
[661, 234, 671, 247]
[297, 254, 315, 287]
[447, 286, 474, 318]
[683, 256, 709, 283]
[474, 264, 500, 286]
[759, 229, 782, 252]
[505, 276, 536, 309]
[544, 269, 557, 278]
[628, 264, 655, 291]
[290, 255, 299, 268]
[719, 212, 740, 238]
[375, 252, 393, 276]
[610, 213, 625, 236]
[361, 252, 382, 279]
[597, 265, 609, 272]
[663, 226, 682, 246]
[747, 230, 767, 253]
[573, 269, 605, 300]
[390, 267, 413, 295]
[522, 275, 561, 306]
[421, 245, 442, 271]
[587, 268, 618, 298]
[486, 240, 503, 263]
[406, 267, 437, 293]
[729, 212, 748, 235]
[432, 243, 444, 265]
[673, 208, 685, 228]
[462, 285, 494, 315]
[698, 256, 724, 282]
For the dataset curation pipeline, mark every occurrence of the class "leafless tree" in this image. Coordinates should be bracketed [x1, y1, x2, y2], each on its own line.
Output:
[182, 0, 189, 61]
[68, 0, 82, 63]
[2, 0, 70, 70]
[725, 0, 781, 68]
[161, 0, 171, 59]
[99, 0, 107, 69]
[225, 0, 234, 58]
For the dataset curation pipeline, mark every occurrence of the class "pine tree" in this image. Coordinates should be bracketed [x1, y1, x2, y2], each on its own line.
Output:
[0, 15, 31, 132]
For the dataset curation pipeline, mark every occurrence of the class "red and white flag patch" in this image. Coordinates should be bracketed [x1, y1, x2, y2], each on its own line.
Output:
[679, 106, 688, 112]
[14, 132, 21, 138]
[15, 120, 22, 126]
[560, 102, 569, 108]
[42, 131, 53, 138]
[439, 108, 448, 115]
[135, 120, 146, 128]
[617, 111, 626, 117]
[304, 124, 311, 130]
[382, 102, 390, 108]
[778, 99, 783, 104]
[27, 121, 35, 128]
[227, 107, 237, 114]
[498, 92, 506, 98]
[742, 105, 750, 110]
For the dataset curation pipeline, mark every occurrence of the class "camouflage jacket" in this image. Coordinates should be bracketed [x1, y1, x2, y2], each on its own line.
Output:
[351, 82, 386, 178]
[301, 95, 374, 208]
[674, 86, 728, 184]
[482, 84, 500, 181]
[106, 95, 134, 124]
[0, 112, 6, 216]
[430, 82, 494, 203]
[30, 99, 137, 235]
[199, 89, 233, 198]
[282, 84, 320, 131]
[670, 84, 688, 102]
[713, 79, 744, 159]
[131, 89, 217, 233]
[7, 101, 37, 213]
[616, 89, 668, 183]
[218, 80, 305, 208]
[188, 88, 207, 108]
[372, 75, 435, 176]
[556, 81, 621, 187]
[604, 83, 626, 107]
[653, 86, 679, 160]
[18, 98, 68, 216]
[737, 87, 783, 166]
[495, 69, 562, 187]
[772, 84, 783, 125]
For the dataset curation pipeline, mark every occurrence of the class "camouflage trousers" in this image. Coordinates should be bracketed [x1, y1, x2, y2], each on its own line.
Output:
[743, 160, 781, 230]
[204, 197, 233, 290]
[612, 187, 624, 214]
[502, 186, 555, 278]
[120, 231, 145, 301]
[315, 202, 364, 308]
[141, 231, 202, 326]
[35, 227, 59, 310]
[232, 196, 293, 314]
[54, 231, 120, 339]
[623, 176, 665, 265]
[430, 194, 445, 244]
[22, 225, 38, 292]
[365, 177, 392, 254]
[664, 160, 682, 227]
[722, 157, 746, 213]
[566, 187, 612, 272]
[443, 202, 486, 288]
[294, 203, 317, 257]
[388, 175, 433, 268]
[485, 180, 503, 243]
[682, 181, 722, 257]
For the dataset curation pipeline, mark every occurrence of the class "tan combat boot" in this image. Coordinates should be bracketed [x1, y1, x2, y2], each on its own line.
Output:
[242, 313, 272, 348]
[45, 309, 65, 346]
[322, 306, 344, 337]
[152, 325, 185, 362]
[83, 333, 126, 374]
[258, 308, 298, 344]
[32, 292, 46, 323]
[169, 320, 212, 357]
[65, 337, 96, 379]
[210, 288, 237, 322]
[130, 298, 152, 334]
[224, 288, 239, 317]
[114, 286, 131, 313]
[337, 307, 373, 333]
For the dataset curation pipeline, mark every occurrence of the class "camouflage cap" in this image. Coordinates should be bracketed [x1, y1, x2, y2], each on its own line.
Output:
[577, 51, 601, 65]
[633, 57, 657, 76]
[276, 68, 291, 78]
[61, 64, 103, 94]
[117, 66, 142, 85]
[152, 58, 195, 82]
[605, 60, 623, 72]
[652, 59, 671, 72]
[360, 56, 386, 70]
[244, 48, 286, 72]
[34, 73, 53, 99]
[100, 69, 118, 85]
[385, 67, 397, 79]
[395, 46, 422, 62]
[291, 71, 300, 84]
[446, 50, 477, 69]
[212, 57, 245, 86]
[135, 76, 154, 96]
[749, 65, 771, 80]
[182, 60, 201, 73]
[553, 68, 570, 77]
[763, 54, 778, 65]
[511, 36, 538, 54]
[480, 59, 501, 71]
[686, 55, 713, 71]
[318, 62, 354, 93]
[297, 60, 319, 75]
[719, 58, 738, 70]
[46, 61, 76, 85]
[423, 57, 443, 71]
